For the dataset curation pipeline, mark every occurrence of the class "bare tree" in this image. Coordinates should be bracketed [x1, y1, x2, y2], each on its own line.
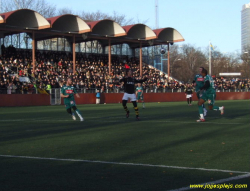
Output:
[80, 10, 134, 25]
[57, 7, 76, 16]
[181, 45, 207, 81]
[240, 49, 250, 78]
[1, 0, 56, 17]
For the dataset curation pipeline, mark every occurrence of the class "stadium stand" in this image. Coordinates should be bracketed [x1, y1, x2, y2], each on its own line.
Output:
[0, 46, 249, 95]
[0, 9, 249, 95]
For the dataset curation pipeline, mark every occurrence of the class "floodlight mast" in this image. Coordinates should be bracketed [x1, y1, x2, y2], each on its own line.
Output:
[155, 0, 159, 29]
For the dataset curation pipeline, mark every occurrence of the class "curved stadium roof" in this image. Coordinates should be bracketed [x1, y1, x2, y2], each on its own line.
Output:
[0, 9, 185, 47]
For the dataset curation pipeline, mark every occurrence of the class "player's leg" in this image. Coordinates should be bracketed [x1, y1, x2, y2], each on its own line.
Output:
[66, 105, 76, 120]
[186, 95, 190, 105]
[132, 101, 139, 120]
[122, 100, 129, 118]
[190, 95, 192, 105]
[197, 91, 207, 116]
[122, 94, 130, 118]
[141, 96, 145, 108]
[203, 104, 207, 117]
[136, 95, 140, 103]
[208, 94, 224, 115]
[212, 105, 224, 115]
[72, 106, 84, 121]
[131, 94, 139, 120]
[197, 97, 206, 122]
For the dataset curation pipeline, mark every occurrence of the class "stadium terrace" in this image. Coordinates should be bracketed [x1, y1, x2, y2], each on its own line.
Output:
[0, 8, 184, 76]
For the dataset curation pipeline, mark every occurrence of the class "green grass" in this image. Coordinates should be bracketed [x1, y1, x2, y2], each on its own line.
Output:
[0, 100, 249, 191]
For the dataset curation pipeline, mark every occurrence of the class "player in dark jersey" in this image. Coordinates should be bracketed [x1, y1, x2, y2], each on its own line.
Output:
[119, 69, 147, 120]
[185, 84, 193, 105]
[61, 77, 84, 121]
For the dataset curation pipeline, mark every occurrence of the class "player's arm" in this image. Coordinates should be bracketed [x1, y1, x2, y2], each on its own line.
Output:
[73, 87, 80, 98]
[192, 79, 196, 87]
[135, 77, 148, 83]
[60, 93, 69, 98]
[140, 88, 143, 96]
[119, 77, 126, 83]
[200, 80, 210, 90]
[60, 88, 69, 98]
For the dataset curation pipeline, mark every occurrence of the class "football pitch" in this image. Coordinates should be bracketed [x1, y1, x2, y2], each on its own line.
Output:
[0, 100, 249, 191]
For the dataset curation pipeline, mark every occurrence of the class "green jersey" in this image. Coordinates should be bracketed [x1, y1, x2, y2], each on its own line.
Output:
[61, 85, 76, 104]
[136, 86, 143, 96]
[194, 74, 204, 92]
[204, 75, 215, 94]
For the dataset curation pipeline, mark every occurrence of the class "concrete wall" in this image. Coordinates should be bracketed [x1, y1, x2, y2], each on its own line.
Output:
[0, 92, 249, 107]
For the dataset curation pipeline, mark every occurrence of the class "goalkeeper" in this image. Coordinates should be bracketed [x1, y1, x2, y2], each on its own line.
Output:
[136, 83, 145, 109]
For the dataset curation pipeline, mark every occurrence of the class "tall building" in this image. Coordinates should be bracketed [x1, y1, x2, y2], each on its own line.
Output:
[241, 3, 250, 52]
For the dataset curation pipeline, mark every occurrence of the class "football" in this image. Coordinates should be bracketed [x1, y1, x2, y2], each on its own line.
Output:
[160, 48, 166, 54]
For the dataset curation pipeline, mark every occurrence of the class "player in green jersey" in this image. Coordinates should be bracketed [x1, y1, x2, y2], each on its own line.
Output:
[197, 68, 224, 122]
[193, 67, 207, 116]
[61, 77, 84, 121]
[136, 83, 145, 108]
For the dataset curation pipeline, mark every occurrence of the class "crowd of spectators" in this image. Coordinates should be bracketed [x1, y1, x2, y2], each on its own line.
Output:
[0, 45, 250, 94]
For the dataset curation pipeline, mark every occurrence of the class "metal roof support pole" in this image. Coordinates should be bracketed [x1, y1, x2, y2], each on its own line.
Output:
[140, 42, 143, 77]
[72, 35, 76, 74]
[32, 31, 36, 73]
[108, 38, 111, 74]
[167, 43, 170, 82]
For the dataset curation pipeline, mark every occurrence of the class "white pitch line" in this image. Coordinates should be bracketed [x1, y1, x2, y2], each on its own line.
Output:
[0, 154, 249, 174]
[0, 119, 244, 125]
[168, 173, 250, 191]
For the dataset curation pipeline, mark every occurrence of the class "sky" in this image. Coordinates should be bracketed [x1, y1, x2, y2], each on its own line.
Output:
[48, 0, 249, 54]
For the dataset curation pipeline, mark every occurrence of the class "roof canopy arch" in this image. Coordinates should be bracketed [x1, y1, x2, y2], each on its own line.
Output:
[0, 9, 50, 29]
[123, 24, 157, 40]
[47, 14, 91, 34]
[87, 19, 126, 37]
[154, 27, 184, 43]
[0, 15, 4, 24]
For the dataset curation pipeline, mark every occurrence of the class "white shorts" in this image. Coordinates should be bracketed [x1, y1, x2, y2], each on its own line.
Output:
[122, 93, 137, 102]
[186, 94, 192, 98]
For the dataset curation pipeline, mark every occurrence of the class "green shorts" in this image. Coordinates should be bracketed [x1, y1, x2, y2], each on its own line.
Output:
[65, 100, 76, 109]
[137, 95, 144, 101]
[196, 92, 200, 99]
[201, 92, 216, 105]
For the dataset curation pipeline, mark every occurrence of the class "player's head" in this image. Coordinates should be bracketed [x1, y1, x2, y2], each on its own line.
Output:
[126, 69, 132, 77]
[201, 68, 208, 77]
[138, 83, 141, 87]
[67, 77, 73, 85]
[199, 67, 204, 74]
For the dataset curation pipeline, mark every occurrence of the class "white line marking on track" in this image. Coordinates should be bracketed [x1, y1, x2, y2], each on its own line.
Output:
[168, 173, 250, 191]
[0, 154, 249, 174]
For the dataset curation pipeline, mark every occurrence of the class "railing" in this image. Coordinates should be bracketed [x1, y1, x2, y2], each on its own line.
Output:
[0, 87, 249, 95]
